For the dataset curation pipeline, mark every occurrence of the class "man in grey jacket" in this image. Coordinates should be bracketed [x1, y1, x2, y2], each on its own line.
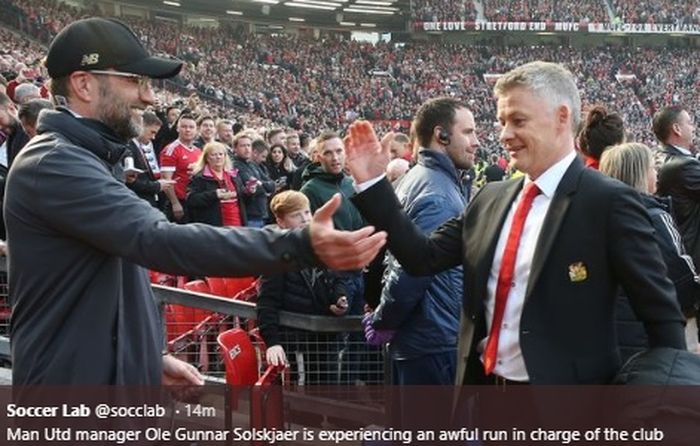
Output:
[4, 18, 386, 385]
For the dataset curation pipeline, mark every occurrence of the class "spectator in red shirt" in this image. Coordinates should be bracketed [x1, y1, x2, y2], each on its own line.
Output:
[159, 113, 201, 222]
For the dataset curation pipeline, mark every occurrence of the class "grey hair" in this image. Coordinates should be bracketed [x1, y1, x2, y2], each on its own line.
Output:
[599, 142, 652, 193]
[494, 61, 581, 133]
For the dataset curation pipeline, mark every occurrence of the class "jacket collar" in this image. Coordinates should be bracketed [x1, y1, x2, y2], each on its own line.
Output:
[36, 108, 127, 165]
[417, 149, 461, 186]
[203, 165, 235, 178]
[302, 162, 346, 183]
[663, 144, 693, 158]
[641, 193, 671, 213]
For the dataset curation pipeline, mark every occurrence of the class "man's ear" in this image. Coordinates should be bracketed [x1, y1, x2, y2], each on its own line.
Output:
[68, 72, 97, 103]
[556, 104, 571, 130]
[672, 122, 682, 137]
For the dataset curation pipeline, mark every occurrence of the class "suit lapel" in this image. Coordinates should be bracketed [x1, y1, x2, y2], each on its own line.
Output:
[525, 157, 583, 298]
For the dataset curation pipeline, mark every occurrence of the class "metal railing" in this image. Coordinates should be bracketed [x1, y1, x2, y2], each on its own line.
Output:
[154, 284, 388, 386]
[0, 276, 391, 389]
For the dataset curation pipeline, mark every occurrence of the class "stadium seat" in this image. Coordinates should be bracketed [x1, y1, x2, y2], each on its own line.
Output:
[217, 327, 260, 386]
[224, 277, 255, 297]
[205, 277, 229, 297]
[165, 280, 212, 342]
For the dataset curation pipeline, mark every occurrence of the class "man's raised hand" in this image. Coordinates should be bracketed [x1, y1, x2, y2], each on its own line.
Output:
[344, 121, 394, 184]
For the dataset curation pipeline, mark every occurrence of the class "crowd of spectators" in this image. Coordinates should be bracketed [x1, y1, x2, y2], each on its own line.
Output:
[611, 0, 700, 25]
[482, 0, 609, 23]
[411, 0, 477, 23]
[413, 0, 700, 25]
[2, 0, 699, 158]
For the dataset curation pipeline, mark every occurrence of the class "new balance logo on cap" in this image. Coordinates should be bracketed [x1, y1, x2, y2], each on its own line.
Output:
[81, 53, 99, 66]
[45, 17, 182, 79]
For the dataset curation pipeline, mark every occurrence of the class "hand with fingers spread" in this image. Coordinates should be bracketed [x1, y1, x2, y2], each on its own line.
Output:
[344, 121, 394, 184]
[309, 193, 387, 271]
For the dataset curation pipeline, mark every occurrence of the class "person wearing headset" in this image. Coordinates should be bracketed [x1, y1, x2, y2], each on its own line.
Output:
[363, 97, 479, 385]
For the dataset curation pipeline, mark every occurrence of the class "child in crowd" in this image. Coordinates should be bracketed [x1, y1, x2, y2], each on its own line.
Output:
[256, 191, 349, 384]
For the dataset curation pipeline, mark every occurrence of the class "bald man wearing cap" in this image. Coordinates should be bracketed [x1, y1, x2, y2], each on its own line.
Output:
[5, 18, 386, 385]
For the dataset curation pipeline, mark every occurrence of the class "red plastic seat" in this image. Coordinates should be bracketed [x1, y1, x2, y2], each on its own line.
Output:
[165, 280, 211, 342]
[224, 277, 255, 297]
[206, 276, 255, 298]
[218, 328, 260, 386]
[233, 280, 259, 302]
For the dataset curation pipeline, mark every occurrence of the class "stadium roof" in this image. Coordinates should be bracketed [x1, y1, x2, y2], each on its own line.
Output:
[126, 0, 411, 30]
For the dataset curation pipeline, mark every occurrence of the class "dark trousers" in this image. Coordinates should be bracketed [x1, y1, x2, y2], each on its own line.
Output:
[392, 350, 456, 385]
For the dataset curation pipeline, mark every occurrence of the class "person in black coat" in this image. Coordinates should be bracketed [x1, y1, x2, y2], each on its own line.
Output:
[264, 143, 296, 192]
[600, 142, 700, 361]
[232, 133, 276, 227]
[187, 142, 246, 227]
[257, 191, 349, 384]
[126, 111, 173, 209]
[483, 154, 506, 182]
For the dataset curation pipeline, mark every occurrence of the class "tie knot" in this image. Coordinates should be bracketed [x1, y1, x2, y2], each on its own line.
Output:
[523, 182, 541, 200]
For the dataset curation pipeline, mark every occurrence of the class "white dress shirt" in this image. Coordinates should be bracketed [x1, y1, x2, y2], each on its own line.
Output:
[479, 150, 577, 381]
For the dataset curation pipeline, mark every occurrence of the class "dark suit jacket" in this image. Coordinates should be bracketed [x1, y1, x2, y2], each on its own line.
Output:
[656, 144, 700, 267]
[352, 156, 686, 385]
[126, 140, 162, 208]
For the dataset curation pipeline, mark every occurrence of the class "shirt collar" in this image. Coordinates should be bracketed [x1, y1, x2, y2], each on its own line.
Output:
[672, 145, 692, 156]
[525, 150, 577, 199]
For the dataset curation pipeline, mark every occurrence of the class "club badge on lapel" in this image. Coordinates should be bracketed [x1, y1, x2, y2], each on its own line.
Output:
[568, 262, 588, 282]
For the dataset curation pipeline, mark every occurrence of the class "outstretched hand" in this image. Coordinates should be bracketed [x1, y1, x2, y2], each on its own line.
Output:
[309, 194, 387, 271]
[344, 121, 394, 184]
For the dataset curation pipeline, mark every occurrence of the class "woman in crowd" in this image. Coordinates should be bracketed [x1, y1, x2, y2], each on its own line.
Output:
[578, 105, 625, 169]
[265, 143, 296, 192]
[600, 142, 700, 360]
[256, 191, 349, 384]
[186, 141, 246, 227]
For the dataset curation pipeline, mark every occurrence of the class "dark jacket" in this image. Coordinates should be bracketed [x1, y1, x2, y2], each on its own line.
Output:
[483, 163, 506, 183]
[126, 140, 162, 208]
[289, 152, 311, 191]
[301, 163, 364, 231]
[233, 156, 275, 221]
[352, 156, 685, 385]
[371, 150, 466, 360]
[186, 168, 247, 226]
[616, 195, 700, 363]
[657, 144, 700, 267]
[265, 161, 294, 190]
[5, 108, 320, 385]
[6, 121, 29, 169]
[257, 266, 349, 347]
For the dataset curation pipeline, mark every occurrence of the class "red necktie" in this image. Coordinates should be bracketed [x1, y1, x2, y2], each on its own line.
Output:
[483, 182, 541, 375]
